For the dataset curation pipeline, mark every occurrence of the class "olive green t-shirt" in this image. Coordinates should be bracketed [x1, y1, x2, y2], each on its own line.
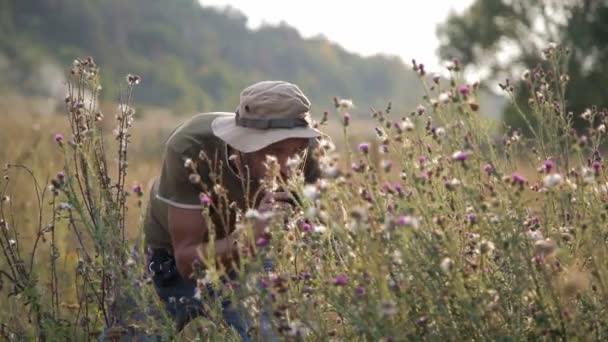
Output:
[143, 112, 320, 253]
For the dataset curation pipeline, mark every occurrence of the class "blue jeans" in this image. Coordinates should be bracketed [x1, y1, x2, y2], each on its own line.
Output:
[101, 250, 276, 341]
[149, 249, 252, 340]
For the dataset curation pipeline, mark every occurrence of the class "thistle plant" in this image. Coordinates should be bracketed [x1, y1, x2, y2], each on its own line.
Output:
[3, 43, 608, 341]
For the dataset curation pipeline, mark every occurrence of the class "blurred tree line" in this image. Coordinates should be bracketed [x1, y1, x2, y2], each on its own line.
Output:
[438, 0, 608, 132]
[0, 0, 438, 117]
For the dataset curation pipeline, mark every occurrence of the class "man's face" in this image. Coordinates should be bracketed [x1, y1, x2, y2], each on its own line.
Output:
[242, 138, 309, 181]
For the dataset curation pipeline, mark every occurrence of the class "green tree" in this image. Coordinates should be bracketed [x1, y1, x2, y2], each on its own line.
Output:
[437, 0, 608, 131]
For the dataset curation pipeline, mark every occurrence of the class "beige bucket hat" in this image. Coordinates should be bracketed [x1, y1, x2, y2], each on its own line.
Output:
[211, 80, 322, 153]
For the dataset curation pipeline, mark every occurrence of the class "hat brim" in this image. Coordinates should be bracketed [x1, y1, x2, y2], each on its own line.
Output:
[211, 115, 322, 153]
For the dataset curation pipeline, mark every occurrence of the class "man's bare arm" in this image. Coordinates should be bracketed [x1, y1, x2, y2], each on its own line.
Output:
[168, 206, 239, 278]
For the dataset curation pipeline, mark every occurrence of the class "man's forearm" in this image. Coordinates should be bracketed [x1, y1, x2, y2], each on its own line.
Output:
[175, 233, 239, 278]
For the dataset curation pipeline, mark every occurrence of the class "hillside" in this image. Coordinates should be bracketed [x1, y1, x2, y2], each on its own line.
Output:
[0, 0, 504, 118]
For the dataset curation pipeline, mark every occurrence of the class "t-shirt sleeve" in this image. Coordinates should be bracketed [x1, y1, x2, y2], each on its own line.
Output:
[156, 145, 204, 209]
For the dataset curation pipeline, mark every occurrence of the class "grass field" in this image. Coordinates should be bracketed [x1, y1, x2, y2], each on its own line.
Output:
[2, 46, 608, 341]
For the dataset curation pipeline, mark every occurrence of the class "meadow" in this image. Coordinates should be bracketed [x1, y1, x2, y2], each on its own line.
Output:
[2, 44, 608, 341]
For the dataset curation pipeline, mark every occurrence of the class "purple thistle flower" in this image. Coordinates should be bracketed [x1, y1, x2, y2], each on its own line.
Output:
[57, 172, 65, 180]
[199, 193, 212, 206]
[131, 183, 143, 196]
[55, 133, 64, 143]
[592, 160, 601, 171]
[358, 142, 370, 154]
[343, 113, 351, 126]
[543, 160, 554, 173]
[512, 172, 527, 186]
[393, 183, 403, 193]
[397, 215, 419, 228]
[418, 156, 428, 165]
[355, 286, 366, 296]
[300, 222, 313, 232]
[458, 85, 470, 95]
[334, 274, 348, 286]
[483, 164, 494, 173]
[452, 150, 470, 162]
[256, 237, 269, 248]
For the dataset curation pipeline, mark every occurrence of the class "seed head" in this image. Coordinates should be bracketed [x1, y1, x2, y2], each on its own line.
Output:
[543, 174, 562, 188]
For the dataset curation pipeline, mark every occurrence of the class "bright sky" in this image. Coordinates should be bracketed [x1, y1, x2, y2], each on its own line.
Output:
[199, 0, 475, 73]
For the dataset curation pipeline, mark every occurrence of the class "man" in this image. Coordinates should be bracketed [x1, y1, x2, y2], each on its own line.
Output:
[143, 80, 322, 340]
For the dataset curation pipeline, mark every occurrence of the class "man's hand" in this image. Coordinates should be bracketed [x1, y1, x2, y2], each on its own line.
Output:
[254, 191, 295, 240]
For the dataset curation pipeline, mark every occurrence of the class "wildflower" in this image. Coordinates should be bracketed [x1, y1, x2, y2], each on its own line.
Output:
[592, 161, 601, 171]
[343, 112, 351, 126]
[286, 154, 302, 170]
[480, 240, 495, 255]
[468, 99, 480, 111]
[355, 286, 366, 297]
[582, 167, 595, 183]
[526, 229, 544, 242]
[581, 108, 592, 121]
[322, 164, 339, 178]
[188, 173, 201, 184]
[314, 224, 327, 233]
[256, 237, 269, 248]
[337, 99, 354, 111]
[184, 158, 194, 169]
[245, 209, 274, 221]
[440, 258, 454, 274]
[302, 184, 320, 200]
[452, 150, 470, 162]
[432, 74, 441, 84]
[126, 74, 141, 85]
[543, 174, 562, 188]
[445, 178, 461, 190]
[438, 92, 450, 104]
[416, 104, 426, 116]
[199, 193, 212, 206]
[466, 213, 477, 225]
[132, 183, 143, 196]
[318, 138, 336, 152]
[334, 274, 348, 286]
[434, 127, 446, 140]
[401, 117, 415, 131]
[534, 238, 557, 256]
[358, 142, 370, 154]
[511, 172, 527, 186]
[458, 85, 470, 95]
[299, 222, 313, 232]
[542, 160, 554, 173]
[55, 133, 64, 143]
[483, 164, 494, 174]
[396, 215, 419, 228]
